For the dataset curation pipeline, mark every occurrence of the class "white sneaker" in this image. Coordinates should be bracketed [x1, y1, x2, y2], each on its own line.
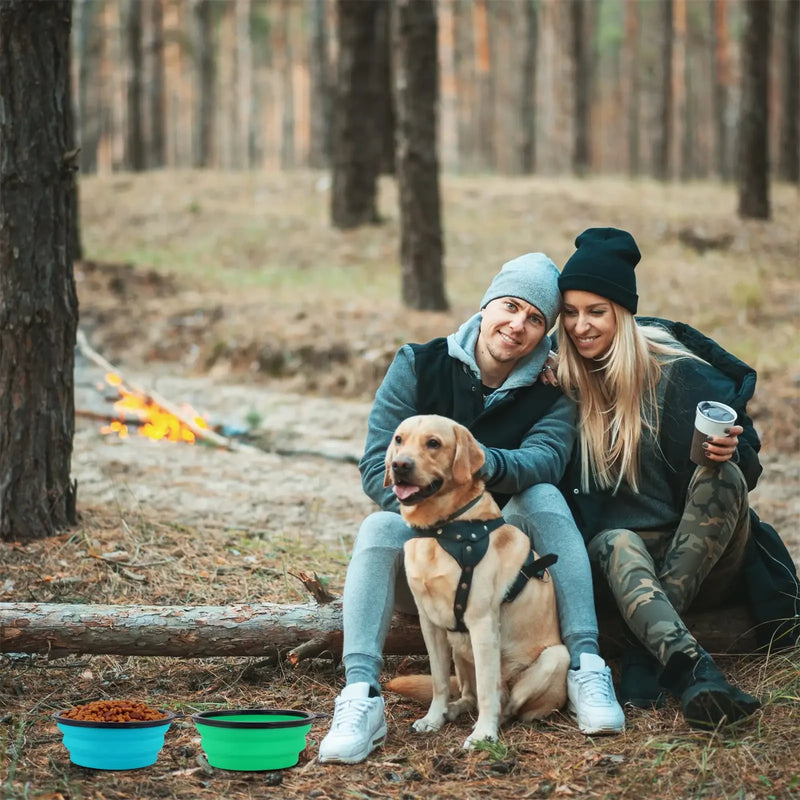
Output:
[567, 653, 625, 735]
[318, 682, 387, 764]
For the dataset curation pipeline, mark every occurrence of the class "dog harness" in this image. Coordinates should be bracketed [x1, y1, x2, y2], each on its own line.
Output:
[410, 495, 558, 634]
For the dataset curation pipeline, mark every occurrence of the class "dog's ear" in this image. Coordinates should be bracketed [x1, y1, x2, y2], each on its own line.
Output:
[452, 423, 485, 484]
[383, 436, 396, 487]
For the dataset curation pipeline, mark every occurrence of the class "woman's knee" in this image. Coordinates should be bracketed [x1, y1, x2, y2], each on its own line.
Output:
[688, 461, 749, 513]
[590, 527, 640, 551]
[587, 528, 648, 569]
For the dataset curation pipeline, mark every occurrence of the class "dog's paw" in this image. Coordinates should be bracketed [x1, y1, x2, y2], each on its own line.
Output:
[411, 715, 445, 733]
[445, 698, 474, 722]
[463, 728, 499, 749]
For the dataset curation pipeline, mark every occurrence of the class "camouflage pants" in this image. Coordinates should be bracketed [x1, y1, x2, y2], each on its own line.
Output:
[587, 462, 750, 665]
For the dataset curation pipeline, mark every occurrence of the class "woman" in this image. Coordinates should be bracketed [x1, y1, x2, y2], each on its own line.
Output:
[554, 227, 799, 730]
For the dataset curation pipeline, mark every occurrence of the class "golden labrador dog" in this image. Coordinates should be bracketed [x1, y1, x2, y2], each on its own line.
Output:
[383, 414, 569, 748]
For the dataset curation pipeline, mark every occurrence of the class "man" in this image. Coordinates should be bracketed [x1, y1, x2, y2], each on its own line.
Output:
[319, 253, 624, 764]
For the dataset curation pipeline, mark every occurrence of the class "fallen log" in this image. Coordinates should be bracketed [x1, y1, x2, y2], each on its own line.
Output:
[0, 601, 420, 660]
[0, 601, 768, 660]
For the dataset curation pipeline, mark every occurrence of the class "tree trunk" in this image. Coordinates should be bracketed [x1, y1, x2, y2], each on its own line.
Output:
[652, 0, 673, 180]
[623, 0, 640, 176]
[64, 10, 82, 262]
[519, 0, 538, 174]
[570, 0, 591, 176]
[72, 0, 101, 175]
[473, 0, 494, 170]
[121, 0, 145, 171]
[145, 0, 166, 169]
[0, 0, 78, 542]
[738, 0, 771, 219]
[330, 0, 381, 228]
[0, 601, 764, 660]
[778, 0, 799, 183]
[374, 0, 396, 176]
[673, 0, 688, 180]
[393, 0, 448, 312]
[278, 0, 295, 170]
[489, 0, 516, 173]
[236, 0, 253, 169]
[710, 0, 732, 180]
[308, 0, 332, 169]
[191, 0, 216, 168]
[218, 2, 236, 168]
[453, 0, 476, 171]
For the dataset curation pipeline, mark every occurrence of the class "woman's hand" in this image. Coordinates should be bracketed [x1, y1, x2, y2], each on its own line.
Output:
[702, 425, 743, 463]
[539, 351, 559, 386]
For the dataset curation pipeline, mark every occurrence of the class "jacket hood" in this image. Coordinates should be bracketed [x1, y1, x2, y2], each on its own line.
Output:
[637, 317, 757, 406]
[446, 312, 552, 393]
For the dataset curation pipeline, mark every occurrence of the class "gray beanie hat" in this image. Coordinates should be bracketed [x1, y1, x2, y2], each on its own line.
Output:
[480, 253, 561, 330]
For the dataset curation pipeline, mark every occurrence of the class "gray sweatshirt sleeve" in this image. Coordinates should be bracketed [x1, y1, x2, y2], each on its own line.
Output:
[358, 345, 418, 510]
[480, 393, 577, 492]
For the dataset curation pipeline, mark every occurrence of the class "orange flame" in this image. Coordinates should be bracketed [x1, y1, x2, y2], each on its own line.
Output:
[101, 372, 209, 444]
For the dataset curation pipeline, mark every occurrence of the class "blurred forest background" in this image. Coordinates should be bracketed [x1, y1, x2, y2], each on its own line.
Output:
[73, 0, 798, 184]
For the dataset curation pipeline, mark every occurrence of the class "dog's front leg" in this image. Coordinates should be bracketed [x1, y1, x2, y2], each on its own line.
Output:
[446, 646, 477, 721]
[461, 612, 502, 748]
[411, 611, 452, 733]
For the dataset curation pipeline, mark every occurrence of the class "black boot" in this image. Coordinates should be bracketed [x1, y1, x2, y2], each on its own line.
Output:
[659, 650, 761, 730]
[619, 640, 666, 709]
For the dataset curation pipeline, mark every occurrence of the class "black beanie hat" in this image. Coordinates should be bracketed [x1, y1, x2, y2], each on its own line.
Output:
[558, 227, 641, 313]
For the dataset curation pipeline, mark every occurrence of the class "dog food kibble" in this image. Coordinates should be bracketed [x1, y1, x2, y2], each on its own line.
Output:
[62, 700, 167, 722]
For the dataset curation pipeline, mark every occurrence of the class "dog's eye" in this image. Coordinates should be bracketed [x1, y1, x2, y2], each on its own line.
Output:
[394, 435, 402, 445]
[426, 438, 441, 449]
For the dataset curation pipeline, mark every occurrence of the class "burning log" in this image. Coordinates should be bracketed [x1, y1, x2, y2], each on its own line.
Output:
[76, 329, 247, 451]
[75, 409, 146, 427]
[75, 331, 357, 462]
[0, 601, 763, 660]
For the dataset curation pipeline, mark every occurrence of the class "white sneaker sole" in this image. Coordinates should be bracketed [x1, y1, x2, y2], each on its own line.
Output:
[577, 722, 625, 735]
[568, 703, 625, 735]
[318, 724, 388, 764]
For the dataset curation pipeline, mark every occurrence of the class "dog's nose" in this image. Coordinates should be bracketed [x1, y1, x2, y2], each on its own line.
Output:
[391, 454, 414, 477]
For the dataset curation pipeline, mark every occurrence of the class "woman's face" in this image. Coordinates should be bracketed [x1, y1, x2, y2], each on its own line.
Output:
[562, 290, 617, 359]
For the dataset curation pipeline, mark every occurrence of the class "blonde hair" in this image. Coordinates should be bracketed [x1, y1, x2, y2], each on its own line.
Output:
[557, 306, 697, 493]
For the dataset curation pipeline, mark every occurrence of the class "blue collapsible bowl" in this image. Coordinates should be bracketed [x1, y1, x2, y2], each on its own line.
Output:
[53, 709, 175, 770]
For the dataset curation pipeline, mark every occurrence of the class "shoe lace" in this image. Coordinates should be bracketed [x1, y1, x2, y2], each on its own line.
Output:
[576, 669, 616, 705]
[330, 697, 373, 733]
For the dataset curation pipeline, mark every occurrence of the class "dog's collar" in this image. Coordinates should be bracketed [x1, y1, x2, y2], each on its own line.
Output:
[441, 493, 484, 523]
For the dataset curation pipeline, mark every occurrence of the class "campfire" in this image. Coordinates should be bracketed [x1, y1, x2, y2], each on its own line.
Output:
[100, 372, 210, 444]
[76, 329, 242, 451]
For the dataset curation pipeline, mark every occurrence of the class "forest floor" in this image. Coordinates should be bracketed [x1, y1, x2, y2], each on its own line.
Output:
[1, 171, 799, 799]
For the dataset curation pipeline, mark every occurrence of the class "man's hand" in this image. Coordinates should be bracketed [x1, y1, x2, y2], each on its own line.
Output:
[539, 351, 559, 386]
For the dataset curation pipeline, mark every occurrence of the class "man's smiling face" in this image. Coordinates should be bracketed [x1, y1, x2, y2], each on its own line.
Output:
[478, 296, 547, 367]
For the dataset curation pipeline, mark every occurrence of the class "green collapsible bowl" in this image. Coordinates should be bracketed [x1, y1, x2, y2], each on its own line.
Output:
[52, 710, 175, 770]
[191, 709, 319, 771]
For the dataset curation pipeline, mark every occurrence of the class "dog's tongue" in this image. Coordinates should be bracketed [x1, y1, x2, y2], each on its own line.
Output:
[393, 484, 420, 501]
